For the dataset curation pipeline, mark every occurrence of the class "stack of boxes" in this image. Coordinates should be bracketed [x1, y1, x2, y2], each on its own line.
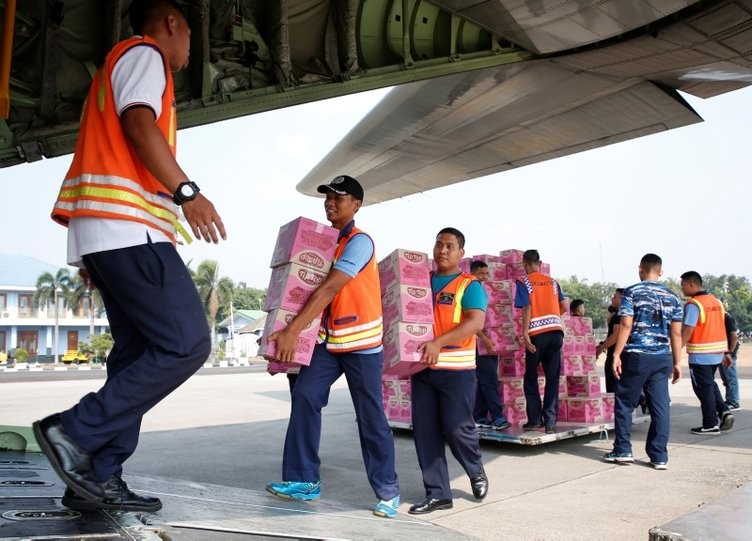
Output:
[379, 249, 434, 378]
[559, 314, 614, 423]
[259, 217, 339, 368]
[377, 246, 612, 429]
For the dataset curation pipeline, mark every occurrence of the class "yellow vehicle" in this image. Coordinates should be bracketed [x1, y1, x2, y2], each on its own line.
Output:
[0, 351, 7, 364]
[61, 350, 89, 364]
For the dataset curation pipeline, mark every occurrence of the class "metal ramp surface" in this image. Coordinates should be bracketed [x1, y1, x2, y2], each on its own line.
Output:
[0, 450, 475, 541]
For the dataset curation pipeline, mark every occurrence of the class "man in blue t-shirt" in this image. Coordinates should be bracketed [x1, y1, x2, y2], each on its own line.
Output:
[603, 253, 683, 470]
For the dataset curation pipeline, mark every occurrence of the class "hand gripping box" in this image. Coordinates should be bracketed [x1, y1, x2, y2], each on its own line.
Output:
[258, 309, 321, 366]
[382, 321, 432, 377]
[263, 263, 327, 313]
[381, 283, 434, 325]
[269, 216, 339, 271]
[378, 249, 431, 294]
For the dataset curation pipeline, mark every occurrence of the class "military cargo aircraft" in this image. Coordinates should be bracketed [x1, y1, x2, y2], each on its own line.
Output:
[2, 1, 751, 206]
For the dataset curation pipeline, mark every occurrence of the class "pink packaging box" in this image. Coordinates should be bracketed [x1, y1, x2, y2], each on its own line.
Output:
[381, 284, 434, 325]
[382, 322, 433, 377]
[566, 375, 602, 397]
[540, 262, 551, 275]
[480, 327, 520, 355]
[581, 355, 597, 373]
[558, 400, 568, 422]
[503, 398, 528, 427]
[267, 361, 302, 375]
[378, 249, 431, 294]
[583, 335, 597, 355]
[500, 377, 525, 402]
[498, 249, 525, 265]
[562, 355, 583, 376]
[263, 263, 327, 313]
[472, 254, 502, 264]
[565, 397, 603, 423]
[559, 375, 568, 397]
[499, 356, 526, 377]
[383, 378, 412, 423]
[563, 315, 594, 337]
[506, 262, 526, 280]
[269, 216, 338, 270]
[258, 309, 321, 366]
[483, 280, 516, 303]
[602, 394, 615, 421]
[458, 258, 471, 273]
[562, 335, 577, 355]
[487, 262, 507, 281]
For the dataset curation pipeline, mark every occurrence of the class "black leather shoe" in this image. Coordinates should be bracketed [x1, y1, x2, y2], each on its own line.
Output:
[62, 477, 162, 512]
[33, 414, 104, 501]
[521, 421, 543, 430]
[408, 497, 453, 515]
[470, 470, 488, 501]
[545, 425, 556, 434]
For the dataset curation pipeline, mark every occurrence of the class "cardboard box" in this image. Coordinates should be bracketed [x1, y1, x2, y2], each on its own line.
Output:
[382, 322, 432, 377]
[258, 309, 321, 366]
[499, 355, 526, 377]
[267, 361, 302, 375]
[263, 263, 327, 313]
[498, 249, 525, 265]
[269, 216, 338, 270]
[566, 374, 602, 397]
[565, 397, 603, 423]
[378, 249, 431, 294]
[602, 394, 615, 421]
[500, 377, 525, 402]
[502, 397, 528, 427]
[381, 284, 434, 325]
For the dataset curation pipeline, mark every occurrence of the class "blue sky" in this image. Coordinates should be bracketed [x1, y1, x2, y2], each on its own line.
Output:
[4, 84, 751, 290]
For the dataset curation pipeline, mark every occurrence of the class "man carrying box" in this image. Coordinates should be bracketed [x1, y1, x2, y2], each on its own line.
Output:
[408, 228, 489, 515]
[265, 175, 400, 519]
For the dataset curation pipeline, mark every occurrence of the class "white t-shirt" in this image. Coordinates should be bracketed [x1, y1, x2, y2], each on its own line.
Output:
[67, 44, 172, 266]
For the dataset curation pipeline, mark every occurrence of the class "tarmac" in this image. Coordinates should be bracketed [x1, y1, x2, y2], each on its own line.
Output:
[1, 361, 750, 540]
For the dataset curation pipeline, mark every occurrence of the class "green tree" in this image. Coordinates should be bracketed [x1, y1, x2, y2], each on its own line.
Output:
[191, 260, 235, 352]
[90, 332, 114, 363]
[555, 276, 619, 329]
[233, 284, 266, 310]
[65, 272, 105, 341]
[33, 268, 73, 363]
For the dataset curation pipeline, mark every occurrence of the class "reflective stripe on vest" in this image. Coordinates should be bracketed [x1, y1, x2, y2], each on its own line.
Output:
[55, 174, 191, 244]
[686, 295, 727, 354]
[433, 273, 478, 370]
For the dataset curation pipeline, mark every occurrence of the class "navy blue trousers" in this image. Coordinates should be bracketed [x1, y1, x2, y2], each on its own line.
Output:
[689, 363, 726, 428]
[282, 344, 399, 501]
[411, 368, 483, 500]
[59, 242, 210, 482]
[524, 331, 563, 426]
[613, 352, 672, 463]
[473, 354, 504, 421]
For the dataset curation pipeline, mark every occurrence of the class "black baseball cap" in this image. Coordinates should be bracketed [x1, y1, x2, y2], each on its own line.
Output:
[317, 175, 364, 201]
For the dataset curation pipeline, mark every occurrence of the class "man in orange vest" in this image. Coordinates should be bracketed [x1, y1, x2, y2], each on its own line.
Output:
[680, 271, 735, 435]
[33, 0, 226, 514]
[514, 250, 568, 434]
[408, 228, 489, 515]
[265, 175, 400, 519]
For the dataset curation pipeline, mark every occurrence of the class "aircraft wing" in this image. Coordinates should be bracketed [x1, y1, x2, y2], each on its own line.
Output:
[297, 0, 752, 204]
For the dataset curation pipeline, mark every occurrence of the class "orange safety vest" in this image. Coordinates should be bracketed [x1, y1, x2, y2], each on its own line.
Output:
[51, 36, 188, 243]
[319, 226, 383, 353]
[517, 271, 563, 336]
[432, 272, 478, 370]
[686, 293, 727, 354]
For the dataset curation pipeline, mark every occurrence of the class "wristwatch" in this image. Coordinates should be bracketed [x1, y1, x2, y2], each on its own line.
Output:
[172, 181, 200, 205]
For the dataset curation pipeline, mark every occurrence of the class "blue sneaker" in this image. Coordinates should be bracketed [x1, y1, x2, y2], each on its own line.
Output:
[373, 495, 400, 518]
[492, 417, 511, 430]
[602, 451, 634, 463]
[266, 481, 321, 501]
[475, 417, 492, 428]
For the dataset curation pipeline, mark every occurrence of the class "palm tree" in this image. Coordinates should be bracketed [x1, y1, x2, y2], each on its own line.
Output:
[33, 268, 73, 363]
[66, 272, 104, 341]
[192, 260, 234, 356]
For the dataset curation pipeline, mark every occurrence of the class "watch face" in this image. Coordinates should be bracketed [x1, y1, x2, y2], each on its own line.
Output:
[180, 184, 195, 197]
